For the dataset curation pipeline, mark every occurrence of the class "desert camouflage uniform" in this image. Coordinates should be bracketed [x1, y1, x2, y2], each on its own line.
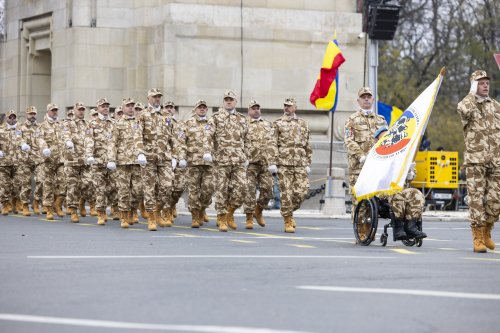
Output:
[178, 114, 214, 212]
[39, 115, 66, 208]
[62, 116, 90, 209]
[84, 114, 116, 211]
[0, 123, 19, 205]
[244, 116, 274, 213]
[386, 165, 425, 220]
[109, 115, 142, 213]
[134, 107, 175, 212]
[269, 114, 312, 217]
[207, 108, 249, 215]
[168, 117, 187, 211]
[457, 93, 500, 227]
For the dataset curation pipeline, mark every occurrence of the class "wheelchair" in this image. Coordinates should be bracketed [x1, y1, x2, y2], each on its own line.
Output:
[353, 196, 423, 247]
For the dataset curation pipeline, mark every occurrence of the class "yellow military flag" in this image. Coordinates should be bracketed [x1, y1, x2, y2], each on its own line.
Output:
[353, 68, 445, 200]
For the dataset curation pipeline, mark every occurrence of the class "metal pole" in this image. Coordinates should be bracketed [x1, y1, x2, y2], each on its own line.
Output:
[327, 111, 334, 197]
[368, 38, 378, 113]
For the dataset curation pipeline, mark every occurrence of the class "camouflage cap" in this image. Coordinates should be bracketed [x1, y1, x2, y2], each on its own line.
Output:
[6, 109, 17, 118]
[224, 89, 237, 100]
[90, 108, 98, 116]
[134, 102, 145, 110]
[284, 97, 297, 106]
[121, 97, 135, 106]
[115, 106, 123, 114]
[25, 106, 37, 114]
[357, 87, 373, 97]
[96, 98, 110, 107]
[163, 101, 175, 107]
[74, 102, 86, 110]
[248, 99, 260, 108]
[66, 109, 74, 116]
[470, 70, 490, 82]
[147, 88, 163, 97]
[46, 103, 59, 112]
[194, 99, 208, 108]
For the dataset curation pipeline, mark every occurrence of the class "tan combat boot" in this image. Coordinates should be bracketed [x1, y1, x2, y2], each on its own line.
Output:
[284, 216, 295, 233]
[45, 206, 55, 220]
[139, 200, 149, 219]
[157, 208, 167, 227]
[147, 211, 157, 231]
[162, 208, 173, 227]
[15, 198, 23, 213]
[69, 207, 79, 223]
[89, 201, 98, 216]
[226, 206, 237, 230]
[120, 211, 129, 229]
[42, 205, 47, 214]
[483, 224, 495, 250]
[201, 208, 209, 223]
[32, 199, 40, 215]
[217, 214, 228, 232]
[111, 205, 120, 220]
[130, 209, 139, 224]
[1, 201, 11, 215]
[191, 210, 200, 228]
[11, 198, 18, 214]
[54, 196, 65, 217]
[97, 210, 107, 225]
[472, 226, 487, 253]
[172, 206, 178, 218]
[22, 203, 31, 216]
[79, 198, 87, 217]
[245, 213, 254, 229]
[254, 206, 266, 227]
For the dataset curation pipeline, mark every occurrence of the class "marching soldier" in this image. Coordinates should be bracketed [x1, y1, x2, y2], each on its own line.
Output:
[268, 98, 312, 233]
[84, 98, 117, 225]
[0, 110, 20, 215]
[243, 100, 274, 229]
[206, 90, 249, 232]
[457, 70, 500, 253]
[178, 100, 214, 228]
[133, 102, 148, 222]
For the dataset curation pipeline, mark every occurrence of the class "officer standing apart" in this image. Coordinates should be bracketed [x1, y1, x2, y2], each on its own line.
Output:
[207, 90, 249, 232]
[243, 99, 275, 229]
[268, 98, 312, 233]
[344, 87, 388, 239]
[457, 70, 500, 253]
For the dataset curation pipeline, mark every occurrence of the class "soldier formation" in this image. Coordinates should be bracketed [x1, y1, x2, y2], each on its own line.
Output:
[0, 89, 312, 234]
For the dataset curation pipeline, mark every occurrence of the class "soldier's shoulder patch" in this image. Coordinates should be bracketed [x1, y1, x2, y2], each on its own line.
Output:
[178, 130, 185, 139]
[133, 122, 139, 130]
[345, 127, 353, 138]
[86, 128, 93, 135]
[15, 130, 22, 136]
[204, 124, 211, 131]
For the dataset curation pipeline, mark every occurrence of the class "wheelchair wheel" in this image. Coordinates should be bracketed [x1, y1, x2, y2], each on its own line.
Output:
[402, 238, 416, 247]
[353, 198, 378, 246]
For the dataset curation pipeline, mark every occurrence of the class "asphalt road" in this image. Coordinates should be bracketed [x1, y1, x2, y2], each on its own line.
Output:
[0, 212, 499, 333]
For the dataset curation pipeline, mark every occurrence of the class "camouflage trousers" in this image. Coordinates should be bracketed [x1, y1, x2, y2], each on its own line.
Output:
[41, 162, 66, 207]
[348, 173, 359, 222]
[18, 163, 43, 204]
[0, 166, 17, 203]
[277, 166, 309, 217]
[81, 166, 95, 204]
[108, 170, 119, 208]
[187, 165, 214, 211]
[387, 187, 425, 220]
[91, 165, 116, 211]
[141, 163, 173, 212]
[166, 167, 186, 208]
[214, 164, 246, 214]
[65, 165, 93, 208]
[244, 163, 273, 213]
[116, 165, 142, 212]
[466, 164, 500, 227]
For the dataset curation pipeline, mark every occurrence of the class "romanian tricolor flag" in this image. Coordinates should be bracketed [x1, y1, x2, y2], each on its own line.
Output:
[309, 34, 345, 111]
[377, 101, 404, 127]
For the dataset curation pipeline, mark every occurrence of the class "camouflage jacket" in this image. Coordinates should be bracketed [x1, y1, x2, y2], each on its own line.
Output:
[84, 114, 115, 165]
[207, 109, 249, 166]
[39, 116, 64, 165]
[344, 110, 388, 174]
[17, 120, 45, 165]
[247, 117, 275, 165]
[0, 124, 20, 166]
[109, 116, 142, 165]
[178, 115, 212, 166]
[134, 107, 175, 166]
[457, 93, 500, 165]
[169, 117, 185, 159]
[61, 118, 88, 166]
[269, 114, 312, 167]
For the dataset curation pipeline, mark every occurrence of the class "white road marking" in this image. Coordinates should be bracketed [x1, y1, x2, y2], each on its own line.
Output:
[287, 244, 316, 249]
[0, 313, 312, 333]
[297, 286, 500, 300]
[463, 257, 500, 262]
[27, 255, 396, 260]
[390, 249, 420, 255]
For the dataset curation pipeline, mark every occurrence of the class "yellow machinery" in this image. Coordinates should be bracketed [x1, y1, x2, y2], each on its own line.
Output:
[410, 151, 459, 209]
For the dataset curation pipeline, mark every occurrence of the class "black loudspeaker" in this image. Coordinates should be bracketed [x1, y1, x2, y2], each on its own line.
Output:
[367, 3, 401, 40]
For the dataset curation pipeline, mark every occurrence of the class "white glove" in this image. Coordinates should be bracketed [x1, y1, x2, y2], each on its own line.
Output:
[21, 143, 31, 152]
[86, 156, 96, 165]
[406, 162, 416, 181]
[107, 161, 116, 171]
[0, 151, 4, 158]
[66, 141, 74, 149]
[359, 156, 366, 166]
[203, 153, 213, 163]
[306, 166, 311, 174]
[137, 154, 147, 166]
[42, 148, 51, 157]
[179, 159, 187, 168]
[171, 158, 177, 170]
[268, 164, 278, 174]
[244, 160, 249, 168]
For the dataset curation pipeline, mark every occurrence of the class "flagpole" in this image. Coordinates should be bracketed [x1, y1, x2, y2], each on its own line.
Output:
[326, 111, 334, 198]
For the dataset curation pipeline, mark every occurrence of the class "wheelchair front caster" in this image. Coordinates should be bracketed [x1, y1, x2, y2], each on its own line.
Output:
[416, 238, 423, 247]
[380, 233, 388, 246]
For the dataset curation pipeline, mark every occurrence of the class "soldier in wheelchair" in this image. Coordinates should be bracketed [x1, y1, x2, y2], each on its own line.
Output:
[353, 126, 427, 246]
